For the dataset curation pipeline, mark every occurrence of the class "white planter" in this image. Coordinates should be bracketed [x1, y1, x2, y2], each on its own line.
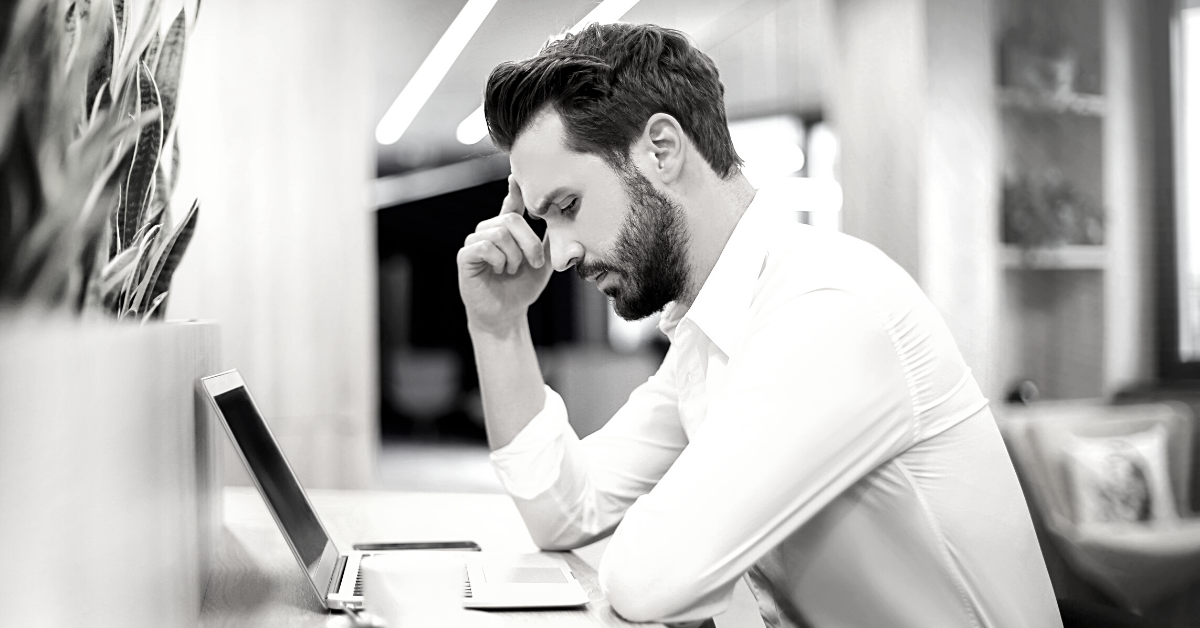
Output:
[0, 318, 221, 628]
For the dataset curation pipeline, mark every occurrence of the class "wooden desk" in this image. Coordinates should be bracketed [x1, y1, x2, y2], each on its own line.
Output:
[200, 486, 661, 627]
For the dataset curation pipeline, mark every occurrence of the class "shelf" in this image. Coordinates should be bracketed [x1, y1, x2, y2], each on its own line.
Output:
[997, 88, 1106, 117]
[1001, 245, 1107, 270]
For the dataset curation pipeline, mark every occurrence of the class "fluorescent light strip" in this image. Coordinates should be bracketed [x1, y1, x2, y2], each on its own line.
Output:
[376, 0, 500, 145]
[456, 0, 642, 145]
[569, 0, 641, 34]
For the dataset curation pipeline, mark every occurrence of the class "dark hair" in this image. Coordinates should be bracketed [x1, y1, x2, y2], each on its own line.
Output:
[484, 23, 742, 178]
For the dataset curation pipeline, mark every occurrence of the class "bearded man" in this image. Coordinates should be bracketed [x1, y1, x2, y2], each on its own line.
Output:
[455, 22, 1060, 628]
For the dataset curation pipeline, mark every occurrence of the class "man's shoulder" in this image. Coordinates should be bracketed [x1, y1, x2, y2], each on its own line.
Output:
[756, 225, 911, 302]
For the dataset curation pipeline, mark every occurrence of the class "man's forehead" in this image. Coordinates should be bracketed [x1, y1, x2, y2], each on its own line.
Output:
[510, 110, 577, 212]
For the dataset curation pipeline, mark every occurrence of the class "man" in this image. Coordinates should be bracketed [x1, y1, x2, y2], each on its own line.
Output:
[456, 22, 1060, 628]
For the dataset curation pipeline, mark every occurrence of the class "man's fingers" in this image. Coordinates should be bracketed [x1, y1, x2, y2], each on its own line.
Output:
[465, 227, 523, 274]
[472, 213, 544, 268]
[500, 213, 544, 268]
[463, 175, 544, 271]
[459, 240, 507, 275]
[499, 174, 525, 216]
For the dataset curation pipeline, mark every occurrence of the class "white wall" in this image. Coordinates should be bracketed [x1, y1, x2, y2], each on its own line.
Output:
[830, 0, 1000, 398]
[920, 0, 1001, 400]
[1103, 0, 1156, 390]
[169, 0, 378, 488]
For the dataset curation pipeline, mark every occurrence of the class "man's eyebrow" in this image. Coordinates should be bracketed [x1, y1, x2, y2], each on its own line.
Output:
[527, 187, 571, 218]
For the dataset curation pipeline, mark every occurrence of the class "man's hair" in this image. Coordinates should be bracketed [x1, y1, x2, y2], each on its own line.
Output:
[483, 22, 742, 178]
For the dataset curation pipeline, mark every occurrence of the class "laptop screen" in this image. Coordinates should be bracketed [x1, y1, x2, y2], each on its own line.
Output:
[213, 386, 330, 572]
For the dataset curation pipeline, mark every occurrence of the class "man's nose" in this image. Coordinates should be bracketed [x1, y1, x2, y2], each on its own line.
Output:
[547, 230, 583, 272]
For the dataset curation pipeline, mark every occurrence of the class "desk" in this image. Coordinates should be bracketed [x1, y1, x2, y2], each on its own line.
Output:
[200, 486, 662, 627]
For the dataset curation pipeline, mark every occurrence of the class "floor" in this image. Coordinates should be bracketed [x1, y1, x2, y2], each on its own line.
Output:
[375, 440, 767, 628]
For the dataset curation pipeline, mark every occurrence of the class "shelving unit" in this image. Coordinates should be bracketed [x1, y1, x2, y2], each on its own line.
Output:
[1000, 245, 1107, 270]
[997, 87, 1107, 117]
[995, 0, 1109, 400]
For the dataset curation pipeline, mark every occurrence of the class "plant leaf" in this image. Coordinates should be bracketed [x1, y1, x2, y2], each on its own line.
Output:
[153, 131, 176, 208]
[142, 289, 167, 324]
[166, 129, 180, 201]
[85, 0, 115, 113]
[108, 68, 139, 256]
[64, 2, 81, 69]
[119, 222, 159, 316]
[117, 224, 154, 315]
[154, 8, 186, 139]
[100, 237, 138, 280]
[143, 31, 160, 69]
[0, 119, 40, 290]
[73, 194, 109, 313]
[140, 197, 197, 312]
[142, 199, 165, 232]
[95, 235, 139, 301]
[112, 0, 162, 92]
[111, 0, 126, 88]
[118, 61, 162, 252]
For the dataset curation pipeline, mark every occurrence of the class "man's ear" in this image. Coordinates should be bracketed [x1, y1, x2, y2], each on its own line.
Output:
[639, 113, 685, 185]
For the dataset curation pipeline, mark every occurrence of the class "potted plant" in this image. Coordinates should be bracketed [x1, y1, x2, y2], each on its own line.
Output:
[0, 1, 219, 625]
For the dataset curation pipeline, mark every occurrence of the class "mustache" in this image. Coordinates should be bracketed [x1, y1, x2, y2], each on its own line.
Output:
[576, 259, 617, 281]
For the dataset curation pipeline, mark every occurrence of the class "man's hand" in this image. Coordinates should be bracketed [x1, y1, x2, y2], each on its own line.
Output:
[457, 175, 553, 335]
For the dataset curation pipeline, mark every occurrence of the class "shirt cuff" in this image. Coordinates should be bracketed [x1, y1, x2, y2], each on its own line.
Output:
[489, 385, 572, 500]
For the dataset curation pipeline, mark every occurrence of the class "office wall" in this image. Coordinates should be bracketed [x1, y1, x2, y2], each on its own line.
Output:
[169, 0, 377, 488]
[830, 0, 1000, 397]
[1103, 0, 1156, 390]
[829, 0, 925, 279]
[920, 0, 1000, 399]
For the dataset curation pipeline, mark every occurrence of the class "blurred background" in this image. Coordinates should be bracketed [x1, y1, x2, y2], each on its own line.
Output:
[120, 0, 1199, 623]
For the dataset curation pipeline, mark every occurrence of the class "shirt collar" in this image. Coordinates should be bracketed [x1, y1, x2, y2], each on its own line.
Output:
[657, 189, 780, 354]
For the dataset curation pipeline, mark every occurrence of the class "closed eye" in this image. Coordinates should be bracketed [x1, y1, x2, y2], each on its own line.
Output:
[560, 198, 578, 216]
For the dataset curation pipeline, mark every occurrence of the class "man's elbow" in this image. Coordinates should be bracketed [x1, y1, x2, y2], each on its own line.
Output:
[599, 555, 701, 622]
[522, 516, 603, 551]
[513, 497, 604, 550]
[527, 527, 579, 551]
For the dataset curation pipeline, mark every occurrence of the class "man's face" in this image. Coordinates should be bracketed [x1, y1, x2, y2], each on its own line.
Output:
[510, 110, 691, 320]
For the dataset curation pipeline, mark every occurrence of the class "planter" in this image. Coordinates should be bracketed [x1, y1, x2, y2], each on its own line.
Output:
[0, 318, 221, 627]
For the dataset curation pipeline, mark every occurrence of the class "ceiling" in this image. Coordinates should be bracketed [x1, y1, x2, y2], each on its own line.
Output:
[369, 0, 832, 176]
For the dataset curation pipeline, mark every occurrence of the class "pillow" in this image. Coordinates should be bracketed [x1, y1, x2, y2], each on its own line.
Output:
[1063, 424, 1177, 525]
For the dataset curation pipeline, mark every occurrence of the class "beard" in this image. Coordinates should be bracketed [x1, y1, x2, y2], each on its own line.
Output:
[576, 168, 692, 321]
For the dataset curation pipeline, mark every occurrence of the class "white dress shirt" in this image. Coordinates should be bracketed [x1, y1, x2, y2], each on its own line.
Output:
[490, 191, 1062, 627]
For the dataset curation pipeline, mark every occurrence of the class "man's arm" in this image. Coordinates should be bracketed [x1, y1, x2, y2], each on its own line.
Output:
[492, 346, 688, 550]
[598, 289, 916, 624]
[460, 176, 690, 552]
[457, 176, 552, 450]
[469, 318, 545, 450]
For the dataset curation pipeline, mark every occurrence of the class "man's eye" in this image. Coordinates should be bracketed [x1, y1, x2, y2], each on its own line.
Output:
[561, 198, 578, 216]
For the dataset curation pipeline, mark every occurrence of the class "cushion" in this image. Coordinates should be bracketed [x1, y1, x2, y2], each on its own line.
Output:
[1063, 424, 1177, 525]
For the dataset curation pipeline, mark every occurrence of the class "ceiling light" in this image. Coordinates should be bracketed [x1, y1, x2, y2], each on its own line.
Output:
[455, 109, 490, 145]
[568, 0, 642, 35]
[376, 0, 500, 145]
[729, 115, 807, 187]
[455, 0, 642, 145]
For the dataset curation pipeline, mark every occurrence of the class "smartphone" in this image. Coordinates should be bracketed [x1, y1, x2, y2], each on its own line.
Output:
[352, 540, 482, 552]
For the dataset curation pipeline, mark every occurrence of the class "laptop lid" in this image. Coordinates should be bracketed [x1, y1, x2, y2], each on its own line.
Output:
[201, 369, 341, 603]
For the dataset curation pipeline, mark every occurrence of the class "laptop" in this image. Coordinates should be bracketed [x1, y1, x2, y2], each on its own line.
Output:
[200, 368, 589, 611]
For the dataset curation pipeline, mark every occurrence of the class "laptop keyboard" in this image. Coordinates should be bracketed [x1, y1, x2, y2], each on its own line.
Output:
[353, 554, 473, 598]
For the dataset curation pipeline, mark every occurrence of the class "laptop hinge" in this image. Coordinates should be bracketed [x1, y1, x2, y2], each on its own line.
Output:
[328, 554, 348, 597]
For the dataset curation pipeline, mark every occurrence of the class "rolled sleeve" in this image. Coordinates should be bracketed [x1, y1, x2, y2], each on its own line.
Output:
[488, 351, 688, 551]
[489, 386, 571, 500]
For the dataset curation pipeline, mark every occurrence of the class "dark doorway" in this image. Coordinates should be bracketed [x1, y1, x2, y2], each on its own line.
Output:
[376, 177, 577, 442]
